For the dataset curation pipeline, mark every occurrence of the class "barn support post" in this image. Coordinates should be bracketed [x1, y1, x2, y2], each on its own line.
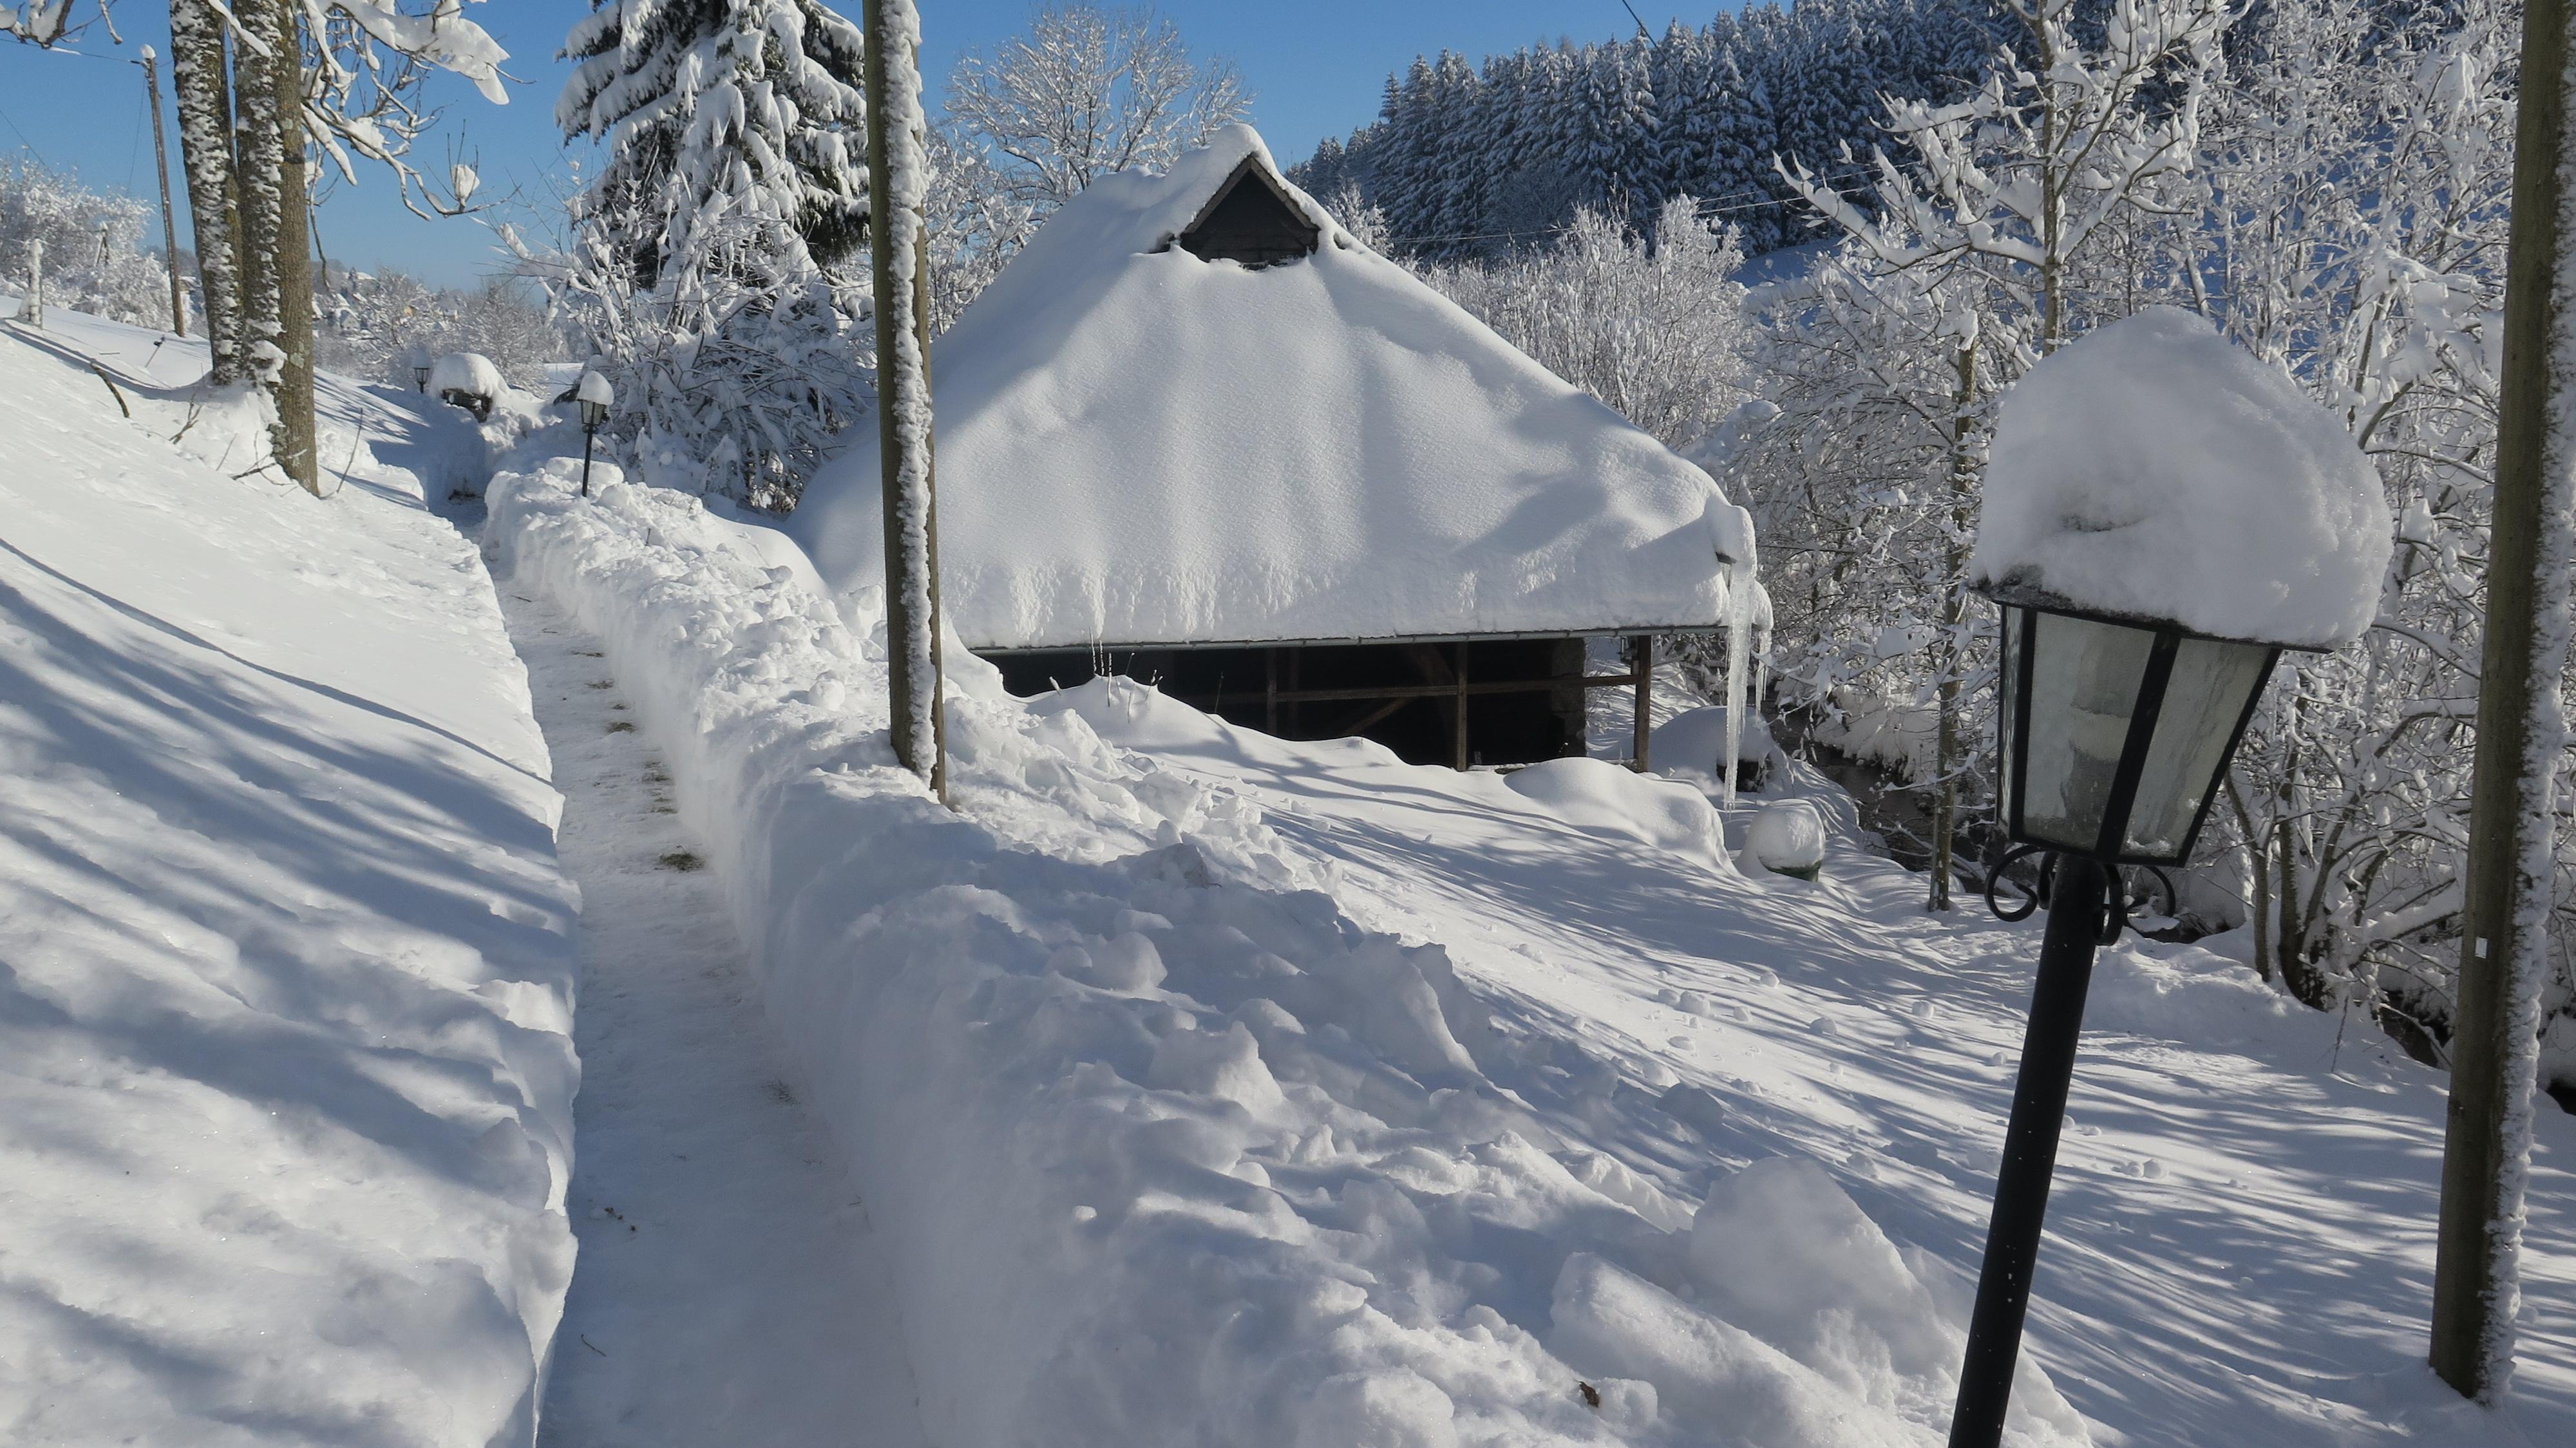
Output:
[1265, 647, 1280, 733]
[1632, 635, 1653, 771]
[1454, 642, 1472, 770]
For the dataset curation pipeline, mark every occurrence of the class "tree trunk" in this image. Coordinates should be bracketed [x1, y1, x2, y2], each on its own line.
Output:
[263, 4, 317, 493]
[232, 1, 284, 409]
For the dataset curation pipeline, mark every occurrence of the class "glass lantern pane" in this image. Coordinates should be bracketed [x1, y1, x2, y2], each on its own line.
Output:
[2018, 612, 2154, 852]
[2120, 637, 2274, 860]
[1998, 608, 2022, 818]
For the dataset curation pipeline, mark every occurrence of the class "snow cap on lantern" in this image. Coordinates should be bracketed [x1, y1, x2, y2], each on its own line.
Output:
[1970, 306, 2391, 650]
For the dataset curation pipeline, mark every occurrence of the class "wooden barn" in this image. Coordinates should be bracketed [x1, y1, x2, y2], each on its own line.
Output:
[790, 126, 1753, 769]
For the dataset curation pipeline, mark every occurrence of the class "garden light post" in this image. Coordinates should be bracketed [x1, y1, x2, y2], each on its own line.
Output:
[1943, 307, 2388, 1447]
[412, 361, 431, 393]
[574, 368, 614, 499]
[1949, 592, 2295, 1447]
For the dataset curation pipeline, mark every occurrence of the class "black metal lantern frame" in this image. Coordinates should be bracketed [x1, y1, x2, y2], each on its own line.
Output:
[1946, 584, 2322, 1448]
[1991, 588, 2302, 869]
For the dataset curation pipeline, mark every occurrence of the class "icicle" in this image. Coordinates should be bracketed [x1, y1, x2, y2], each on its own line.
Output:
[1723, 555, 1752, 808]
[1718, 502, 1758, 810]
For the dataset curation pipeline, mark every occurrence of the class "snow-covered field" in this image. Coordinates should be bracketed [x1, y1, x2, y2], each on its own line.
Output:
[10, 303, 2576, 1447]
[0, 309, 579, 1443]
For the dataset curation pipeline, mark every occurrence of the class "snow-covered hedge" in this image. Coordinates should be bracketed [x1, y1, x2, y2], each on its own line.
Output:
[486, 460, 2088, 1447]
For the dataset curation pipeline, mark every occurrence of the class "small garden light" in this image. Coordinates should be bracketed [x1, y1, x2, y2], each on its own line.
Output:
[413, 362, 431, 393]
[574, 369, 614, 498]
[1944, 309, 2389, 1448]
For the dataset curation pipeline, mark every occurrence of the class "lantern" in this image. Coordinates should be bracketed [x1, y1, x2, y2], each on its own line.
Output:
[574, 370, 614, 498]
[1949, 584, 2320, 1448]
[1991, 587, 2288, 867]
[412, 362, 431, 393]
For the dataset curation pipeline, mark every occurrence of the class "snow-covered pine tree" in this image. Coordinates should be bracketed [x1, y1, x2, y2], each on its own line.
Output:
[1707, 53, 1783, 253]
[549, 0, 874, 508]
[558, 0, 871, 290]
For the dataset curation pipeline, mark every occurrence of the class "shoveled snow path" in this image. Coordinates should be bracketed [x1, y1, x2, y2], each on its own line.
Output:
[495, 580, 929, 1448]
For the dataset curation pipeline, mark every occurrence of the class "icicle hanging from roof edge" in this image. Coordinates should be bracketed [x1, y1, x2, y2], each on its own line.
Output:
[1718, 503, 1758, 809]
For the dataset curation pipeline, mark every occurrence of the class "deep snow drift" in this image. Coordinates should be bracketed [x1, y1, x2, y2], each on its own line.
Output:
[1972, 306, 2392, 647]
[0, 310, 580, 1443]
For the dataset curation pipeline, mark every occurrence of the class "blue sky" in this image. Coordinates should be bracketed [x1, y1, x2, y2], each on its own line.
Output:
[0, 2, 1696, 288]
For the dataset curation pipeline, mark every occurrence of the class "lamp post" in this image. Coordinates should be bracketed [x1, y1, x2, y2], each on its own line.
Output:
[412, 362, 431, 393]
[574, 368, 614, 498]
[1947, 585, 2307, 1446]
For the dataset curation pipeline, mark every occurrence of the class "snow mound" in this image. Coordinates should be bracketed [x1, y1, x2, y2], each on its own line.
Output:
[1745, 802, 1828, 876]
[791, 125, 1743, 649]
[1504, 757, 1734, 870]
[1653, 704, 1779, 776]
[432, 350, 506, 399]
[1970, 307, 2391, 648]
[1552, 1158, 2089, 1447]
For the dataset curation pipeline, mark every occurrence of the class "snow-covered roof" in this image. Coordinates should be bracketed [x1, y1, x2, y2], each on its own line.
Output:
[791, 126, 1745, 650]
[1971, 307, 2391, 650]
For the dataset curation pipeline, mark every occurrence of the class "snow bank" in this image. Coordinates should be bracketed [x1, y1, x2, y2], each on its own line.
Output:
[0, 310, 577, 1444]
[1553, 1158, 2086, 1446]
[791, 126, 1742, 649]
[1971, 307, 2391, 648]
[487, 460, 2079, 1447]
[1652, 704, 1780, 777]
[1504, 757, 1734, 871]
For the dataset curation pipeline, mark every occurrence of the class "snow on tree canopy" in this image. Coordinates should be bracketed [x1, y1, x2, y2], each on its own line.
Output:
[791, 125, 1748, 649]
[1970, 307, 2392, 650]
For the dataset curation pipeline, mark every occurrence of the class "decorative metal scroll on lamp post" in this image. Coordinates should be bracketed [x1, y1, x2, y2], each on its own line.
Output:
[1946, 586, 2322, 1448]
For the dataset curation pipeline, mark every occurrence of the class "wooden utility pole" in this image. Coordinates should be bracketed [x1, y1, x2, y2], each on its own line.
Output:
[22, 238, 40, 329]
[140, 46, 187, 337]
[862, 0, 948, 799]
[2430, 0, 2576, 1402]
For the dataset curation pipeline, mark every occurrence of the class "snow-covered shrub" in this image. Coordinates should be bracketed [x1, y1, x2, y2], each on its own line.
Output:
[315, 271, 565, 391]
[1419, 195, 1752, 454]
[539, 203, 872, 511]
[0, 158, 176, 330]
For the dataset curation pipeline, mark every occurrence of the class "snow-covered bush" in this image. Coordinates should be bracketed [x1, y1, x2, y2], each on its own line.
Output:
[538, 204, 871, 511]
[0, 158, 176, 330]
[1419, 195, 1752, 453]
[314, 271, 566, 391]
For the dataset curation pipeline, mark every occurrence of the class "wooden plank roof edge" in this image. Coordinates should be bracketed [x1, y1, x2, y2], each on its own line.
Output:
[970, 625, 1717, 654]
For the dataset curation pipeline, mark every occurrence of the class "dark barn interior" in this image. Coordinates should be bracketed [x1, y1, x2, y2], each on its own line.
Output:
[985, 637, 1624, 768]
